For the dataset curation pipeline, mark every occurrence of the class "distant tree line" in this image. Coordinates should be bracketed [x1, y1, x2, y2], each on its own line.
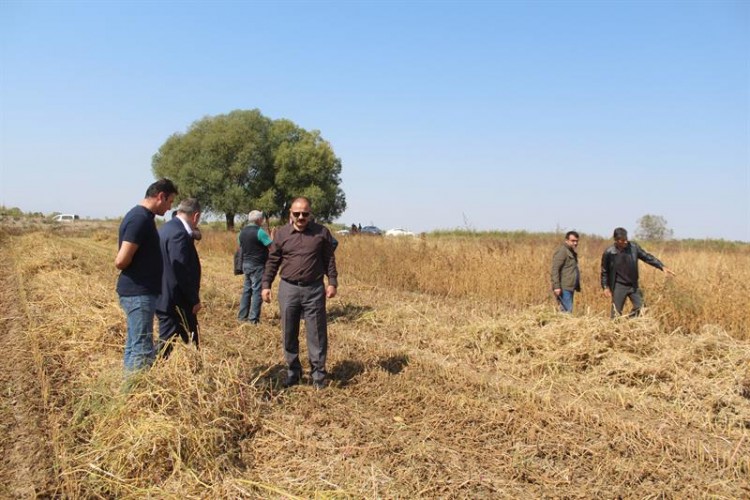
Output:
[0, 206, 45, 218]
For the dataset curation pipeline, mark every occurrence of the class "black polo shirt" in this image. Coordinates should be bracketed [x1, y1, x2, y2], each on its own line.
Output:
[116, 205, 163, 296]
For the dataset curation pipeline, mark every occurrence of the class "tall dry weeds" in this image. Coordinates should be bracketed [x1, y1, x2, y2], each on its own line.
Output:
[1, 226, 748, 498]
[336, 234, 750, 339]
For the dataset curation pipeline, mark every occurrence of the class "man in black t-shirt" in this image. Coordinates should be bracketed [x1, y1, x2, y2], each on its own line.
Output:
[115, 178, 178, 372]
[600, 227, 675, 318]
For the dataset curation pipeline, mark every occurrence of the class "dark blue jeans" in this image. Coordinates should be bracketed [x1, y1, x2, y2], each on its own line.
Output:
[156, 306, 199, 358]
[238, 263, 264, 323]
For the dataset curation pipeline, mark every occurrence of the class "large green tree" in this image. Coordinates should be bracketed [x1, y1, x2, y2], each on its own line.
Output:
[152, 109, 345, 230]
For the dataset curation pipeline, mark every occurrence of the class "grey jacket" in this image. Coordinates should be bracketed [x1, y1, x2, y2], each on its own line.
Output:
[600, 241, 664, 290]
[551, 244, 581, 292]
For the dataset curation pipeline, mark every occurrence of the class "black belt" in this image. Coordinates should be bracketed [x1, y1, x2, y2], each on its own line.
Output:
[282, 277, 323, 287]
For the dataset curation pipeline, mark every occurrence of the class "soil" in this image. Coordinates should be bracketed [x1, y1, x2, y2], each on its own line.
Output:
[0, 241, 56, 497]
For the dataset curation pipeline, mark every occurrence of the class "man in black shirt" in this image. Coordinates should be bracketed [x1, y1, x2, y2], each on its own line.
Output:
[600, 227, 675, 317]
[115, 178, 178, 372]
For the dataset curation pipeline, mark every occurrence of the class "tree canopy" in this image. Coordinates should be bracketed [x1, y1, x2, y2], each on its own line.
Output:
[152, 109, 346, 230]
[635, 214, 674, 241]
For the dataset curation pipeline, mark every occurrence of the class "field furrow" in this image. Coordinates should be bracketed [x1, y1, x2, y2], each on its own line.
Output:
[1, 226, 748, 498]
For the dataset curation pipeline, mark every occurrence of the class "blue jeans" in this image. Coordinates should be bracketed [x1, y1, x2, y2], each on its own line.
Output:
[238, 263, 264, 323]
[558, 290, 575, 313]
[119, 294, 157, 372]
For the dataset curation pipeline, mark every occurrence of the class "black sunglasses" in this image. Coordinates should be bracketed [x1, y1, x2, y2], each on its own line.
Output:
[292, 211, 310, 218]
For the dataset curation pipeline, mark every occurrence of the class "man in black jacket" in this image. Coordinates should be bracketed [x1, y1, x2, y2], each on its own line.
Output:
[156, 198, 202, 358]
[601, 227, 675, 317]
[237, 210, 272, 324]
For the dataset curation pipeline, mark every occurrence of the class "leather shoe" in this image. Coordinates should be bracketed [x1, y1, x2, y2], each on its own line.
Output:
[312, 379, 328, 390]
[282, 376, 300, 388]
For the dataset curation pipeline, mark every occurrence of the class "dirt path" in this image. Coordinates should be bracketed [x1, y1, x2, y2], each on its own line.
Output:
[0, 237, 56, 497]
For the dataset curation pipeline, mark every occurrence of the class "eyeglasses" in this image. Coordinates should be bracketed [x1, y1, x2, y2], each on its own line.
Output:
[292, 211, 310, 218]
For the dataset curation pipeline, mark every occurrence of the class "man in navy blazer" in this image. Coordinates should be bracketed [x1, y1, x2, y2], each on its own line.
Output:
[156, 198, 202, 358]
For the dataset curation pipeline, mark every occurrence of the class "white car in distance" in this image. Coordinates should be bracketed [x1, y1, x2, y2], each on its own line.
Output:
[385, 228, 415, 237]
[52, 214, 80, 222]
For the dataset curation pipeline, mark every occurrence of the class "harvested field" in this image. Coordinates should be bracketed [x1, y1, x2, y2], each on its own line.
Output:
[1, 224, 748, 497]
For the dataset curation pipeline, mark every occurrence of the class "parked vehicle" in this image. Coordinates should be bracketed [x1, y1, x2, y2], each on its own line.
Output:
[52, 214, 80, 222]
[385, 228, 415, 237]
[360, 225, 383, 236]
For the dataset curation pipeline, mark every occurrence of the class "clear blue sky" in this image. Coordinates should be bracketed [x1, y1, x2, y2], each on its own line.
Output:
[1, 0, 748, 240]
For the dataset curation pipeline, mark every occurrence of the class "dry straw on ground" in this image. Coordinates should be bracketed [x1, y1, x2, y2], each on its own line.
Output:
[1, 224, 748, 498]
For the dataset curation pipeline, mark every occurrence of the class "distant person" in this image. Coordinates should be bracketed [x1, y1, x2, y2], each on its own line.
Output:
[601, 227, 676, 317]
[156, 198, 202, 358]
[351, 223, 358, 234]
[550, 231, 581, 313]
[237, 210, 272, 324]
[115, 178, 178, 372]
[262, 197, 338, 389]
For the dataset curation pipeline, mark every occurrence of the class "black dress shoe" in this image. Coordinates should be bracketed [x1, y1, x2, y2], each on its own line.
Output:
[312, 379, 328, 390]
[282, 376, 300, 388]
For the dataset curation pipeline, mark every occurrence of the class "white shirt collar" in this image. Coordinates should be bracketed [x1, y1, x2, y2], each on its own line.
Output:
[176, 215, 193, 235]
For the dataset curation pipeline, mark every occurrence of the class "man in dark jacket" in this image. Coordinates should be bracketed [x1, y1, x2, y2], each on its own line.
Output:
[600, 227, 675, 318]
[237, 210, 272, 324]
[156, 198, 202, 358]
[551, 231, 581, 313]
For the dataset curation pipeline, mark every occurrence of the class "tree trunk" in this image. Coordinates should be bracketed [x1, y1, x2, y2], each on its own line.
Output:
[225, 212, 235, 231]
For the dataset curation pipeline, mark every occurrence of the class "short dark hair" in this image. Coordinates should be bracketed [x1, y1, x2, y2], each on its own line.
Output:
[565, 231, 579, 240]
[176, 198, 201, 215]
[145, 178, 178, 198]
[613, 227, 628, 240]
